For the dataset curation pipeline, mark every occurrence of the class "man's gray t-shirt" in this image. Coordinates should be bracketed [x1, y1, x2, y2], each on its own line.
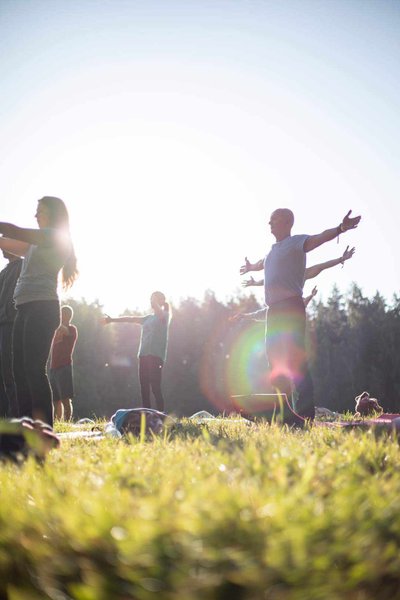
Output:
[264, 234, 309, 306]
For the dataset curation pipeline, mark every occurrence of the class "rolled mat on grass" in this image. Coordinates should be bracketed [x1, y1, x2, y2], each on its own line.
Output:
[316, 413, 400, 432]
[57, 430, 104, 440]
[189, 410, 253, 424]
[110, 407, 175, 437]
[230, 394, 400, 433]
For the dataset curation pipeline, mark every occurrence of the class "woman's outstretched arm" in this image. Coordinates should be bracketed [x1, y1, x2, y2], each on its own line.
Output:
[0, 223, 59, 247]
[100, 315, 146, 325]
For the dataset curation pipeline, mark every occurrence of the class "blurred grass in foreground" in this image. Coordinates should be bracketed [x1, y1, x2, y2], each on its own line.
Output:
[1, 418, 400, 600]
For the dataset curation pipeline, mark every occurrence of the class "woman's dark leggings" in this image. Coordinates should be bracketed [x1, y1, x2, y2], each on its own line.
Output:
[13, 300, 60, 427]
[138, 355, 165, 412]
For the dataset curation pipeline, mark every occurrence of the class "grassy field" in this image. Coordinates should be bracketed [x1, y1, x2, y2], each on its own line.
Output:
[1, 418, 400, 600]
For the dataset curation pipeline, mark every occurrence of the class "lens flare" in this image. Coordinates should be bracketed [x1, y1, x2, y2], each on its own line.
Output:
[265, 303, 310, 388]
[225, 323, 267, 396]
[198, 305, 316, 415]
[199, 321, 267, 411]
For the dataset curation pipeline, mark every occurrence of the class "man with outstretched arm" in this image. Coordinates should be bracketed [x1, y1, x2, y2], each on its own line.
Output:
[236, 246, 355, 317]
[241, 245, 355, 289]
[240, 209, 361, 420]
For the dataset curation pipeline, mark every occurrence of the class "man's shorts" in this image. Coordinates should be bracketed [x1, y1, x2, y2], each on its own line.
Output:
[49, 365, 74, 402]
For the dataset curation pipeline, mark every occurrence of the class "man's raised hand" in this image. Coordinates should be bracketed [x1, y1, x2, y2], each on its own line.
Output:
[342, 245, 355, 262]
[242, 276, 256, 288]
[341, 210, 361, 232]
[240, 257, 251, 276]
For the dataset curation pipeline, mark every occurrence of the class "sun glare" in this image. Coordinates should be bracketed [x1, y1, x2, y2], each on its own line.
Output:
[46, 122, 255, 313]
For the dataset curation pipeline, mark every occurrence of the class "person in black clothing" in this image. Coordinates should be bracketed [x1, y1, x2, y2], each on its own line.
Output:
[0, 251, 22, 417]
[0, 197, 78, 426]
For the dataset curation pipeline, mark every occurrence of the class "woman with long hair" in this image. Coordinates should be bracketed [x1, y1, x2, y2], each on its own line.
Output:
[101, 291, 171, 412]
[0, 196, 78, 426]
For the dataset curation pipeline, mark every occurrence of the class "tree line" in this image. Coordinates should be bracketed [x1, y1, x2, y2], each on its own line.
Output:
[66, 284, 400, 419]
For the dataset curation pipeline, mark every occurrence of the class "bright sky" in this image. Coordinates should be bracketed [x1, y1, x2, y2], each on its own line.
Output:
[1, 0, 399, 313]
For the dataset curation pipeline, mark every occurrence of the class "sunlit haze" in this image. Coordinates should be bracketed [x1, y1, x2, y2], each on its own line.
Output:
[1, 0, 399, 313]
